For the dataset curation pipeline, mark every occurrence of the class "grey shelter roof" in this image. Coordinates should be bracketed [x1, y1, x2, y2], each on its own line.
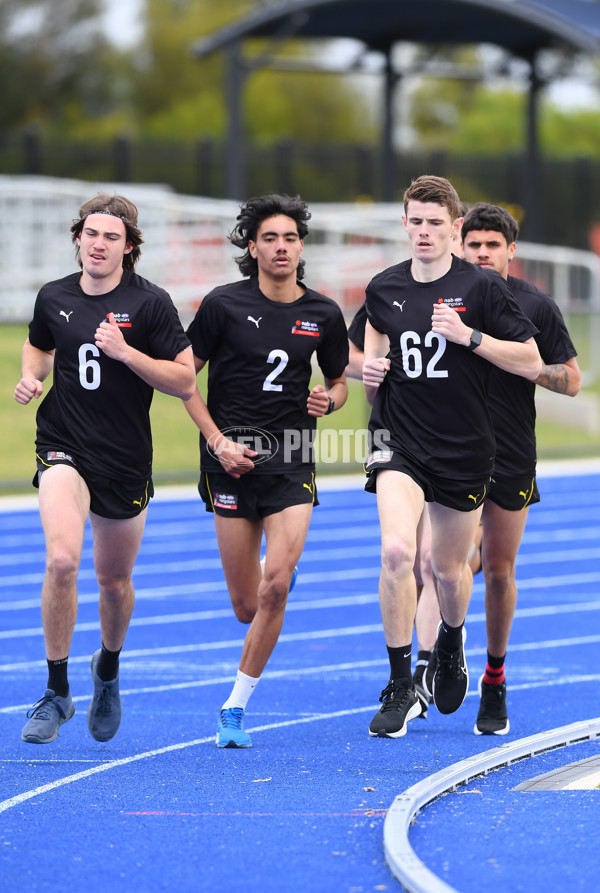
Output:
[190, 0, 600, 229]
[191, 0, 600, 61]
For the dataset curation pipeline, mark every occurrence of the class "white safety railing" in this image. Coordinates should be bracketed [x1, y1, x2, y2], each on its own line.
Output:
[1, 176, 598, 382]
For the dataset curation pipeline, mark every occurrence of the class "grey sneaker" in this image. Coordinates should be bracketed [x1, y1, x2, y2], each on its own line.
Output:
[21, 689, 75, 744]
[87, 650, 122, 742]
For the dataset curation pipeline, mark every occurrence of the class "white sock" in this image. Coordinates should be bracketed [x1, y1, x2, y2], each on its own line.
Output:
[222, 669, 260, 710]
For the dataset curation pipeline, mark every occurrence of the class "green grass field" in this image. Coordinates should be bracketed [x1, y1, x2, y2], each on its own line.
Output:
[1, 322, 598, 495]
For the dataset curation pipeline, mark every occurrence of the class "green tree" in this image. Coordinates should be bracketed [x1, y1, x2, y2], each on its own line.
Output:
[0, 0, 122, 128]
[408, 47, 600, 157]
[128, 0, 377, 142]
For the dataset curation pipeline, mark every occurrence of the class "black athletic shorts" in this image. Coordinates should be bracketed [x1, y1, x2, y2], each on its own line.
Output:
[487, 472, 540, 511]
[199, 470, 319, 519]
[365, 450, 490, 512]
[35, 448, 153, 520]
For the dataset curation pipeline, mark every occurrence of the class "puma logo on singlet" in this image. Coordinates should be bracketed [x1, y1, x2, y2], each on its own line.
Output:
[247, 316, 262, 328]
[59, 310, 74, 322]
[392, 301, 405, 311]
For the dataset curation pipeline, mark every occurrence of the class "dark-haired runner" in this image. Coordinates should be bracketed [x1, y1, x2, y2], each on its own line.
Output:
[461, 202, 581, 735]
[184, 194, 348, 748]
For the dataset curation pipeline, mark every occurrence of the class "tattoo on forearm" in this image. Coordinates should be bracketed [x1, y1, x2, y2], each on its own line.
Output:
[536, 364, 569, 394]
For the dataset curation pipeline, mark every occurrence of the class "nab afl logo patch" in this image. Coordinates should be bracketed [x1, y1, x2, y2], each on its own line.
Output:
[366, 450, 393, 469]
[437, 297, 466, 312]
[214, 492, 237, 510]
[291, 319, 320, 337]
[110, 312, 133, 327]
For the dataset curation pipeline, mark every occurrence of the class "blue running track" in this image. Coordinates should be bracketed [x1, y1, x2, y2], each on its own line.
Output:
[0, 462, 599, 892]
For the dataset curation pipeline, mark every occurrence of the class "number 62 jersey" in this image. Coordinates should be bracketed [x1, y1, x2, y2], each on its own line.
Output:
[28, 270, 190, 481]
[365, 255, 538, 482]
[186, 276, 348, 475]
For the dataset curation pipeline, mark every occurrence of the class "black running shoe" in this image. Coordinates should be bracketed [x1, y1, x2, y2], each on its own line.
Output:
[412, 660, 432, 719]
[431, 626, 469, 715]
[474, 675, 509, 735]
[368, 680, 422, 738]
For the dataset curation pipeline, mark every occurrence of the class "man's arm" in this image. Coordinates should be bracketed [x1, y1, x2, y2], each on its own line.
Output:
[362, 321, 391, 403]
[307, 373, 348, 417]
[431, 303, 542, 381]
[182, 355, 256, 479]
[94, 313, 196, 400]
[14, 339, 55, 405]
[535, 356, 581, 396]
[346, 339, 365, 380]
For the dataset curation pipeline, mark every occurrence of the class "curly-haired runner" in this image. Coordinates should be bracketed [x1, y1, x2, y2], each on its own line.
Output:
[184, 194, 348, 748]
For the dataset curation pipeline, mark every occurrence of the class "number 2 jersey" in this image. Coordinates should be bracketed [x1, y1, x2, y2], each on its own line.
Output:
[186, 276, 349, 474]
[28, 269, 190, 481]
[365, 255, 539, 482]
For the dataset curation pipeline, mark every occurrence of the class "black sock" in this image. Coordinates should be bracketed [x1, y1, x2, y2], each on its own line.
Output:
[437, 618, 464, 652]
[386, 644, 412, 685]
[96, 643, 121, 682]
[47, 657, 69, 698]
[414, 649, 432, 680]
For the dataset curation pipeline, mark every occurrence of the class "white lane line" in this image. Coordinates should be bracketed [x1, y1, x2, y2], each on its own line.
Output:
[0, 535, 383, 568]
[0, 624, 385, 671]
[0, 564, 383, 590]
[3, 628, 600, 675]
[2, 596, 600, 642]
[0, 591, 382, 631]
[3, 658, 600, 715]
[2, 565, 599, 597]
[1, 659, 391, 712]
[522, 525, 600, 543]
[4, 687, 600, 818]
[0, 706, 377, 815]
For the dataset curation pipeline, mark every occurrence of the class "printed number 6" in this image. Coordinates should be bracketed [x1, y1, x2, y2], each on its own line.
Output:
[79, 343, 101, 390]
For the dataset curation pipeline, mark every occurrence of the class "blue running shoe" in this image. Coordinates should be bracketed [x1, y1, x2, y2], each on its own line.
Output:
[87, 649, 122, 742]
[22, 689, 75, 744]
[217, 707, 252, 748]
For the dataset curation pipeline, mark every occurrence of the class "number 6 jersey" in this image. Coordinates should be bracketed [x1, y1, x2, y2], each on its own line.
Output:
[28, 270, 190, 481]
[186, 276, 348, 475]
[365, 255, 538, 481]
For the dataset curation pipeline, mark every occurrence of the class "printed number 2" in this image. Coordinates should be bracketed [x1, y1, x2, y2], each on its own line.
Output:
[263, 349, 289, 391]
[79, 343, 101, 390]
